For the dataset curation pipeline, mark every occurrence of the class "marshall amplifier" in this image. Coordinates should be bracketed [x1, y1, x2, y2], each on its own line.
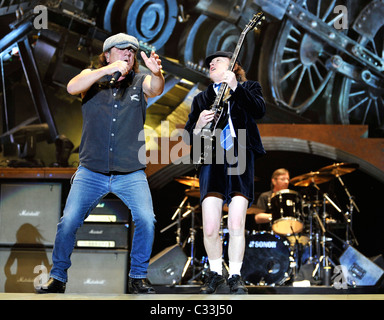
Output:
[0, 247, 128, 294]
[85, 198, 131, 223]
[76, 223, 129, 249]
[66, 249, 128, 294]
[0, 182, 62, 246]
[0, 246, 53, 293]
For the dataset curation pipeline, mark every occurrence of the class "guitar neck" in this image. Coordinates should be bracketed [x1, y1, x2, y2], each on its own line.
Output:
[211, 12, 265, 111]
[229, 32, 246, 71]
[213, 32, 247, 108]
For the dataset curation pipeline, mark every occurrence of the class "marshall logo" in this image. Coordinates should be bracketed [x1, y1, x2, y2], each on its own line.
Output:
[19, 210, 40, 217]
[89, 229, 103, 235]
[83, 279, 106, 285]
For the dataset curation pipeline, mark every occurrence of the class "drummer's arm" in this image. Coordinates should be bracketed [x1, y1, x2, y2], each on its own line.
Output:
[255, 213, 272, 224]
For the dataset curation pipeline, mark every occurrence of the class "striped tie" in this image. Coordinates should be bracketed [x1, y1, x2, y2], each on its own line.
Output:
[214, 83, 233, 151]
[220, 122, 234, 151]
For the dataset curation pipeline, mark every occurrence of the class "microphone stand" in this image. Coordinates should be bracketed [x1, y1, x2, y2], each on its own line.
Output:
[335, 174, 359, 246]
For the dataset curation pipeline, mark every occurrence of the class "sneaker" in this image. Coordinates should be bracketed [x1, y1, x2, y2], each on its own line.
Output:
[200, 271, 226, 294]
[228, 275, 248, 294]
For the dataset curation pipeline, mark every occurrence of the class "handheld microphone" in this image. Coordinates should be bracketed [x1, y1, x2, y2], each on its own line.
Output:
[110, 71, 121, 85]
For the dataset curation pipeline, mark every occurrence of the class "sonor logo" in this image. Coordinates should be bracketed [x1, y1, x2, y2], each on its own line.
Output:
[83, 279, 106, 285]
[19, 210, 40, 217]
[248, 241, 277, 249]
[89, 229, 103, 234]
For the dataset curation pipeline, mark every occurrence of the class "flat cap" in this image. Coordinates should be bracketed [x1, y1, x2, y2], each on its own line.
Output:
[205, 51, 241, 67]
[103, 33, 139, 52]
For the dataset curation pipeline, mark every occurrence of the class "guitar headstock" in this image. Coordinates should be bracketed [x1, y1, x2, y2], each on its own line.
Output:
[244, 12, 265, 34]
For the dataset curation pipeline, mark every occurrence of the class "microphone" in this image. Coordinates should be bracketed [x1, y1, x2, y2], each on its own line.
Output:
[110, 71, 121, 85]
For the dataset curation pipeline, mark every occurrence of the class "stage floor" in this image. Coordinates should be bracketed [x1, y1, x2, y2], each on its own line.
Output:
[1, 285, 383, 300]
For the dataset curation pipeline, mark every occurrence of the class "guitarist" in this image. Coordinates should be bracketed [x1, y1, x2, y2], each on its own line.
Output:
[184, 51, 266, 294]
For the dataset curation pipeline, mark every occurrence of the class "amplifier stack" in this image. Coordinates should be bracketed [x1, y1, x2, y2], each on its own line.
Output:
[0, 180, 131, 294]
[0, 182, 61, 293]
[77, 198, 132, 250]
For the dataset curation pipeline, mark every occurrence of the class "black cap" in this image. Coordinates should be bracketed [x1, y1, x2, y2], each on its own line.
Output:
[204, 51, 241, 67]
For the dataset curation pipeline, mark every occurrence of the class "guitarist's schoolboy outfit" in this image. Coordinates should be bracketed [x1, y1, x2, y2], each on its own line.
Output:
[184, 51, 266, 294]
[184, 51, 266, 207]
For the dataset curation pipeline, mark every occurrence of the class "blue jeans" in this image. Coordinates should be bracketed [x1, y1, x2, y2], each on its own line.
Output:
[50, 166, 156, 282]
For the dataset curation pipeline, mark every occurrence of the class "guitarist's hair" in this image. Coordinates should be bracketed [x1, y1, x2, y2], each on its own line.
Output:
[234, 63, 247, 83]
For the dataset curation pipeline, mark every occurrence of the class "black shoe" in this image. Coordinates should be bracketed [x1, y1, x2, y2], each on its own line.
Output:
[35, 278, 66, 294]
[200, 271, 226, 294]
[228, 275, 248, 294]
[128, 278, 156, 294]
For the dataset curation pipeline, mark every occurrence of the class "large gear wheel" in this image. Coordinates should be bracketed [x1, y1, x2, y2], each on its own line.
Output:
[331, 1, 384, 135]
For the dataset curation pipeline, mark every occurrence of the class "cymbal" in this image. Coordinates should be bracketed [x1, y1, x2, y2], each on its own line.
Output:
[290, 171, 334, 187]
[318, 162, 358, 176]
[185, 188, 200, 198]
[222, 204, 264, 214]
[246, 205, 265, 215]
[174, 176, 199, 188]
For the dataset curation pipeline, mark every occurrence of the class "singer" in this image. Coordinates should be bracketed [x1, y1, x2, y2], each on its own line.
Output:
[36, 33, 164, 294]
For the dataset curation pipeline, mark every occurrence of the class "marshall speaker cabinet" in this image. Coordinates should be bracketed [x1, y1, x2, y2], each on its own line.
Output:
[0, 182, 62, 246]
[0, 247, 128, 294]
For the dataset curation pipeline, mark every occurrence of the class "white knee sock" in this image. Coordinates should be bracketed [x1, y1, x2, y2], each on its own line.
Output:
[208, 258, 223, 275]
[229, 261, 243, 278]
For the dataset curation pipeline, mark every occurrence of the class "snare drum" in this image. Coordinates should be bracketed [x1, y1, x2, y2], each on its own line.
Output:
[241, 232, 292, 285]
[270, 189, 303, 235]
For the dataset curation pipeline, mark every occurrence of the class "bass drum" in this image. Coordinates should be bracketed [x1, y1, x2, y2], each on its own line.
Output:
[241, 232, 292, 285]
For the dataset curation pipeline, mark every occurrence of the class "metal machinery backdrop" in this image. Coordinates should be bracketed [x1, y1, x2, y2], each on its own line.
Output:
[0, 0, 384, 279]
[102, 0, 384, 134]
[0, 0, 383, 161]
[0, 0, 383, 254]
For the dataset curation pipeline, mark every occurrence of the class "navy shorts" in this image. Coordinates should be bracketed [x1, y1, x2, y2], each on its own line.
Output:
[199, 146, 255, 207]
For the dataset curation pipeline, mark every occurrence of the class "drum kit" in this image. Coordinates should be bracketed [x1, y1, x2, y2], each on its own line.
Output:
[161, 162, 360, 286]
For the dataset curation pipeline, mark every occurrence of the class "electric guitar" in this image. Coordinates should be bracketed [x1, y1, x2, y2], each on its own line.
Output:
[196, 12, 265, 165]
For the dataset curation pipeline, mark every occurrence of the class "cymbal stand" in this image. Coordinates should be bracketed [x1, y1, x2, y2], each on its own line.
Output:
[335, 174, 359, 246]
[160, 195, 190, 247]
[307, 204, 315, 264]
[172, 196, 188, 245]
[307, 183, 340, 285]
[309, 203, 324, 280]
[181, 204, 203, 284]
[310, 182, 342, 214]
[311, 196, 336, 285]
[305, 187, 322, 265]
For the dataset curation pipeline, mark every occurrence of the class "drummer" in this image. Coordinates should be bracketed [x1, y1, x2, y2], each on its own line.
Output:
[254, 168, 290, 228]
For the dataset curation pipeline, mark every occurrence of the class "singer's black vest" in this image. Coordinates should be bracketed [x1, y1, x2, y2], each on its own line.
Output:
[79, 72, 147, 173]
